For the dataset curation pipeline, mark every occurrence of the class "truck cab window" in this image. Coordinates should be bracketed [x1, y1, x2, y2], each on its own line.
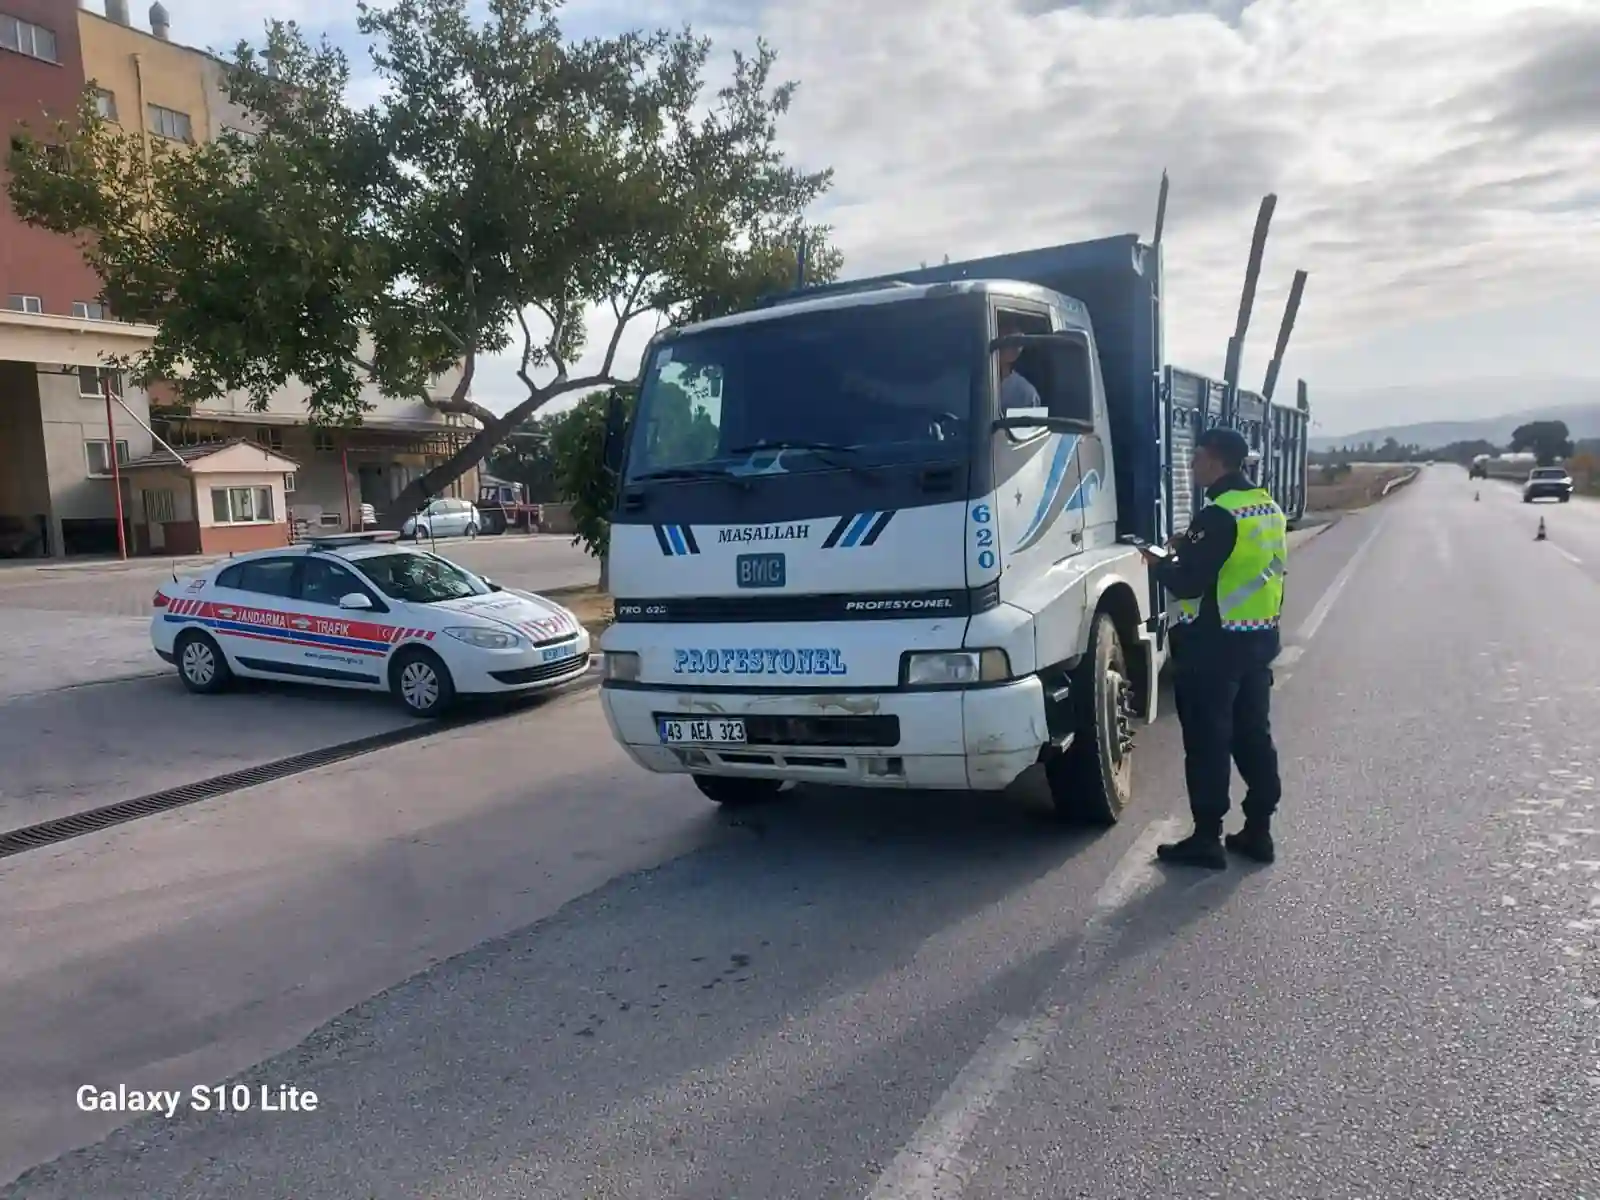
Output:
[625, 293, 986, 481]
[1024, 337, 1096, 427]
[995, 310, 1051, 416]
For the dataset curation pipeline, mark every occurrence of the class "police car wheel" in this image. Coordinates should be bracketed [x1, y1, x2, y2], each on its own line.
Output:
[413, 525, 429, 540]
[465, 523, 479, 538]
[175, 631, 231, 694]
[1048, 611, 1133, 826]
[390, 648, 456, 718]
[692, 775, 784, 807]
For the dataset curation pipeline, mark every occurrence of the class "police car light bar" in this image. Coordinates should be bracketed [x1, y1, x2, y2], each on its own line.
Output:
[302, 531, 403, 547]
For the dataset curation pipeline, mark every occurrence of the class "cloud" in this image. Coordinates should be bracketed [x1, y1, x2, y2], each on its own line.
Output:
[176, 0, 1600, 418]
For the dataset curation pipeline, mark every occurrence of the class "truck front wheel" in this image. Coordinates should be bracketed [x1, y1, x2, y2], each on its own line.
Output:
[692, 775, 784, 807]
[1046, 612, 1134, 825]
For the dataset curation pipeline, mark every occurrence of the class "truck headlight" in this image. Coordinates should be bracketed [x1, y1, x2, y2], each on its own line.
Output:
[605, 651, 641, 681]
[901, 649, 1010, 686]
[444, 627, 523, 649]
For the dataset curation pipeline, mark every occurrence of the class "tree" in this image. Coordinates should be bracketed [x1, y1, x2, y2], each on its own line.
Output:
[1509, 420, 1574, 465]
[5, 0, 838, 521]
[483, 420, 563, 503]
[550, 387, 628, 591]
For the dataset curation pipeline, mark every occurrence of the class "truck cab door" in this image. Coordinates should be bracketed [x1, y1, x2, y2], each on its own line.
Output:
[989, 304, 1091, 595]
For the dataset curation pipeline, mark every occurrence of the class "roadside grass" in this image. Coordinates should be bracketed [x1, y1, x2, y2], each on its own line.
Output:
[1307, 464, 1416, 512]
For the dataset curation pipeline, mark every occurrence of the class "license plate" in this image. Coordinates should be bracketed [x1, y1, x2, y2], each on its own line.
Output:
[541, 643, 577, 662]
[659, 717, 747, 744]
[736, 553, 785, 588]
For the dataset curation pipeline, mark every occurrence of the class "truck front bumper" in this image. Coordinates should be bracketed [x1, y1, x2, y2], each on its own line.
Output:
[599, 677, 1050, 791]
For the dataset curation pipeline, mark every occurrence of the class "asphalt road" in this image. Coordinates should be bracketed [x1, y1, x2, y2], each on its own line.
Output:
[0, 674, 412, 835]
[5, 468, 1598, 1197]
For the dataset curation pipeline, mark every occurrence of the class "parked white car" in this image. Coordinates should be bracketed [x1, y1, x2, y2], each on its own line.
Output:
[151, 534, 591, 716]
[401, 497, 483, 540]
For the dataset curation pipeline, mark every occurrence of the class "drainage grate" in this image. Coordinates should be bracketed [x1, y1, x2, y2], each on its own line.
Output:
[0, 662, 602, 860]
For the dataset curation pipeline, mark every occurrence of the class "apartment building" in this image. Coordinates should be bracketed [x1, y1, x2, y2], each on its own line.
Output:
[0, 0, 476, 559]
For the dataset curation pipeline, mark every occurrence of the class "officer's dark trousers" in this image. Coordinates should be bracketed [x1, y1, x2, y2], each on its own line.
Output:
[1172, 640, 1282, 830]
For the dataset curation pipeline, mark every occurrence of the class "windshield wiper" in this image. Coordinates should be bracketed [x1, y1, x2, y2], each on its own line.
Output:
[727, 440, 858, 459]
[725, 441, 881, 482]
[632, 465, 743, 483]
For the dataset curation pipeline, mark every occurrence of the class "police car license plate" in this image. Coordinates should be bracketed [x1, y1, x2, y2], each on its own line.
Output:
[659, 718, 746, 745]
[541, 643, 577, 662]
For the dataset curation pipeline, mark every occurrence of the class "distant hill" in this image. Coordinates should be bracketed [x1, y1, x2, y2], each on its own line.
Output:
[1308, 405, 1600, 452]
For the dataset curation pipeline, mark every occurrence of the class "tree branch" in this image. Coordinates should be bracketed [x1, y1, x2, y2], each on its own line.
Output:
[531, 301, 569, 380]
[350, 350, 497, 427]
[514, 306, 541, 397]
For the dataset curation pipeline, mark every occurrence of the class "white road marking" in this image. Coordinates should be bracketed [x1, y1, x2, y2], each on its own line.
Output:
[865, 818, 1184, 1200]
[1555, 546, 1582, 566]
[1298, 510, 1387, 644]
[1273, 512, 1389, 687]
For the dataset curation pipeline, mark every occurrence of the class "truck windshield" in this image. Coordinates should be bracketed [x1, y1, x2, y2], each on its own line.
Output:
[625, 293, 984, 481]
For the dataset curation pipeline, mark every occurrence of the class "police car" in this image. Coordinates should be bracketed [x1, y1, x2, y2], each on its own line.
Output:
[150, 533, 592, 717]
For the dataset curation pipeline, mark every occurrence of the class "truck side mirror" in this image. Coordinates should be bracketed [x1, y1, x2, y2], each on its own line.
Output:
[601, 391, 629, 477]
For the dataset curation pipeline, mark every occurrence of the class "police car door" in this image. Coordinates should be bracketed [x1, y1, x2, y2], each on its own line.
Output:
[293, 556, 393, 687]
[990, 302, 1086, 605]
[207, 555, 304, 678]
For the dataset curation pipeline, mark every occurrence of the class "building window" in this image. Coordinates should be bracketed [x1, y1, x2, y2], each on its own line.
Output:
[0, 14, 58, 63]
[85, 439, 130, 477]
[254, 427, 283, 451]
[93, 89, 117, 121]
[5, 295, 43, 314]
[312, 428, 335, 452]
[72, 301, 109, 321]
[211, 485, 275, 524]
[284, 472, 296, 493]
[78, 367, 123, 397]
[142, 488, 176, 523]
[147, 104, 192, 142]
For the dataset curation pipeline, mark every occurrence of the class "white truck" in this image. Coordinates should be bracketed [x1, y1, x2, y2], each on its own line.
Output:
[598, 193, 1311, 822]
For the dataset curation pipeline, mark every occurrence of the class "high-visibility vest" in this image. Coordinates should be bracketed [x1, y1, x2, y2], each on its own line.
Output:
[1174, 487, 1287, 631]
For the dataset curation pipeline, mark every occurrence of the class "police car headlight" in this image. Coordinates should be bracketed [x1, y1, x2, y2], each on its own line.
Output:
[901, 649, 1010, 686]
[444, 627, 523, 650]
[604, 651, 640, 681]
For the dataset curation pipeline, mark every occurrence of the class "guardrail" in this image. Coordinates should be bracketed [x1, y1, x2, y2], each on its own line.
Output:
[1381, 469, 1419, 496]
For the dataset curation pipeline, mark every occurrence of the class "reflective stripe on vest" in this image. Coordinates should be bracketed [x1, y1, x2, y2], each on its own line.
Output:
[1174, 488, 1288, 630]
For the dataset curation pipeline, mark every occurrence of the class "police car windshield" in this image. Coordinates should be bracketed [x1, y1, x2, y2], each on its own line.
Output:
[357, 553, 489, 604]
[624, 292, 985, 482]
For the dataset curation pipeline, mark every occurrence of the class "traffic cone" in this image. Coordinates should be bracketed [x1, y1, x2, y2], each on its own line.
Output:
[1536, 517, 1546, 541]
[1474, 490, 1480, 501]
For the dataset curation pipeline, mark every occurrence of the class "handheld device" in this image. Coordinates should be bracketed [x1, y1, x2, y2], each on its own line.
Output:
[1119, 534, 1171, 560]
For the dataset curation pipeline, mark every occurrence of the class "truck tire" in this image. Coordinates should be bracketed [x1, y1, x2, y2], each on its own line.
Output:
[692, 775, 784, 808]
[1046, 612, 1134, 825]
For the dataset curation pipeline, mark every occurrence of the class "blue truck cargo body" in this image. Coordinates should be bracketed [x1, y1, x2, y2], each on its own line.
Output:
[780, 233, 1312, 539]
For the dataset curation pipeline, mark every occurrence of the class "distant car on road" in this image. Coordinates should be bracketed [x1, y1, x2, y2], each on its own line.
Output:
[1523, 466, 1573, 503]
[401, 497, 482, 541]
[150, 534, 591, 717]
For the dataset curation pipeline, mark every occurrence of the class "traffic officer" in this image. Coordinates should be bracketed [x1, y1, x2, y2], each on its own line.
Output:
[1137, 427, 1285, 869]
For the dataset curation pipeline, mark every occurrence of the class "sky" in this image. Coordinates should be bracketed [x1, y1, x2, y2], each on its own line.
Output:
[142, 0, 1600, 436]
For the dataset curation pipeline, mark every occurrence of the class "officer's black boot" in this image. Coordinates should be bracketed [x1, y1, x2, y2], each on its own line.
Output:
[1225, 820, 1275, 864]
[1156, 823, 1227, 870]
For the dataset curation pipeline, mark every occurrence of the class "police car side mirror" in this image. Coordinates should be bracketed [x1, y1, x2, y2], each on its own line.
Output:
[338, 592, 373, 610]
[484, 579, 503, 592]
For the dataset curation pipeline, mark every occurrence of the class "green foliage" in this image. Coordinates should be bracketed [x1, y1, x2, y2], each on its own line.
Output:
[551, 388, 631, 569]
[483, 425, 562, 503]
[5, 0, 839, 518]
[1509, 420, 1574, 466]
